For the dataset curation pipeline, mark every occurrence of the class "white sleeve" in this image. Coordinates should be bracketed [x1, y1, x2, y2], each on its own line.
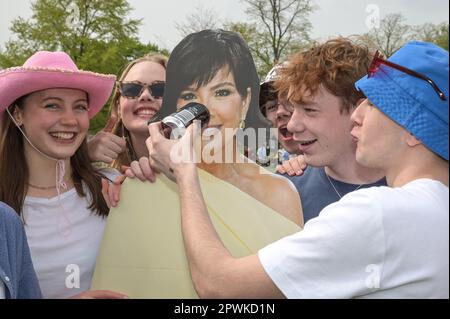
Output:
[258, 190, 386, 299]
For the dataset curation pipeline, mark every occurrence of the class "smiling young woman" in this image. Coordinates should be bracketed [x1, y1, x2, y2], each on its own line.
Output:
[110, 53, 168, 168]
[0, 51, 126, 299]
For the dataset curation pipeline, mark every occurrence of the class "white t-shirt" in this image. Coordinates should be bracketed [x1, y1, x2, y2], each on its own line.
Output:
[0, 281, 5, 299]
[23, 169, 120, 299]
[258, 179, 449, 299]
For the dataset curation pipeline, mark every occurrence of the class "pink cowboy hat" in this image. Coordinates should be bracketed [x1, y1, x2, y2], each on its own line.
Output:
[0, 51, 116, 118]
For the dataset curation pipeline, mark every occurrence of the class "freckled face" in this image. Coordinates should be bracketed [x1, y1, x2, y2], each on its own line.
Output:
[287, 86, 355, 167]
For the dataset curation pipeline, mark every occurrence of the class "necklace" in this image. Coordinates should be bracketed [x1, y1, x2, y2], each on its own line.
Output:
[27, 179, 70, 190]
[27, 183, 58, 190]
[325, 173, 363, 199]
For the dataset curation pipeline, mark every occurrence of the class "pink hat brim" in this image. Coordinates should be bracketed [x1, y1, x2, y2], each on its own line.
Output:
[0, 67, 116, 118]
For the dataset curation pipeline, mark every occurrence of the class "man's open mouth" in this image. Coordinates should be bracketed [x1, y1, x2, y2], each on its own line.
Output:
[278, 125, 293, 141]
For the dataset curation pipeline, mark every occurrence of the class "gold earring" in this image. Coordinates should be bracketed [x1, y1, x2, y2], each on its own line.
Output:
[239, 119, 245, 129]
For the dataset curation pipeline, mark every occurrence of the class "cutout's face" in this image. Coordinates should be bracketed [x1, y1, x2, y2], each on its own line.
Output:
[119, 61, 166, 136]
[287, 85, 355, 167]
[176, 67, 251, 154]
[16, 88, 89, 159]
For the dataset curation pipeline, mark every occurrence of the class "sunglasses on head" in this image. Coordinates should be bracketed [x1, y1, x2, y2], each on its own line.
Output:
[118, 81, 165, 99]
[368, 50, 446, 101]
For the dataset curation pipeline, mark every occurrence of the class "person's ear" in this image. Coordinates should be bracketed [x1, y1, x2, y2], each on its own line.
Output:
[356, 98, 366, 106]
[405, 133, 422, 147]
[12, 106, 24, 126]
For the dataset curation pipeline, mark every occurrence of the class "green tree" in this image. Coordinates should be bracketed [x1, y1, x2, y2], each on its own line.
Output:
[413, 22, 449, 51]
[224, 21, 269, 77]
[358, 16, 449, 56]
[358, 13, 412, 57]
[435, 23, 449, 51]
[0, 0, 168, 132]
[175, 4, 220, 38]
[225, 0, 314, 77]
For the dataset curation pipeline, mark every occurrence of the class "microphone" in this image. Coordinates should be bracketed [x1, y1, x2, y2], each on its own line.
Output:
[148, 102, 210, 138]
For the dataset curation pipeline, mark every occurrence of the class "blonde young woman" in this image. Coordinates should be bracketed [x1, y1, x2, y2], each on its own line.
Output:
[87, 54, 168, 168]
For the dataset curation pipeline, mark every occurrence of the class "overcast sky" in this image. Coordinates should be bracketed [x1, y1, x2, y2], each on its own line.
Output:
[0, 0, 448, 51]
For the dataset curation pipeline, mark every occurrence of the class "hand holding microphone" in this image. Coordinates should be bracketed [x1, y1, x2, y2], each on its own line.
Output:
[148, 102, 210, 139]
[124, 103, 209, 184]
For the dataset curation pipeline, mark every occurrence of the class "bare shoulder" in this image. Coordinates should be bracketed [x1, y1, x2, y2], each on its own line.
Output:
[259, 172, 302, 203]
[258, 171, 304, 227]
[235, 163, 304, 226]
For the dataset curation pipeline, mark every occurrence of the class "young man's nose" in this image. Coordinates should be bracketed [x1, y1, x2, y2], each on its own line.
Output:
[350, 100, 367, 126]
[287, 108, 305, 134]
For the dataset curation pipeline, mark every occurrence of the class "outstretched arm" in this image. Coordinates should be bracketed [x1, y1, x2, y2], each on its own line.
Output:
[176, 165, 284, 298]
[148, 122, 284, 298]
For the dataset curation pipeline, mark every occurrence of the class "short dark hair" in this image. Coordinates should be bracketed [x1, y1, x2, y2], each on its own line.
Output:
[157, 29, 264, 127]
[259, 82, 277, 117]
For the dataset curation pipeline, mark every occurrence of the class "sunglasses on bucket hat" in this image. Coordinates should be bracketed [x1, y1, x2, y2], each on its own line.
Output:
[118, 81, 165, 99]
[368, 50, 447, 101]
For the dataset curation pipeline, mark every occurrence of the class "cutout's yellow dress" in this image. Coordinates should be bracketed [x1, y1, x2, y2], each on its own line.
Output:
[91, 169, 301, 298]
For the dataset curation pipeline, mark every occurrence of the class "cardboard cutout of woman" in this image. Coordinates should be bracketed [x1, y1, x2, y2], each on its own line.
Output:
[92, 30, 302, 298]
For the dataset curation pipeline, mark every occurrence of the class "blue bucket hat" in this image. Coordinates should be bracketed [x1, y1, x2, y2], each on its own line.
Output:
[356, 41, 449, 161]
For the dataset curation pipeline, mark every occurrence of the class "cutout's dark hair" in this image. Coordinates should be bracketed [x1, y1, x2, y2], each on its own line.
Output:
[157, 29, 265, 129]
